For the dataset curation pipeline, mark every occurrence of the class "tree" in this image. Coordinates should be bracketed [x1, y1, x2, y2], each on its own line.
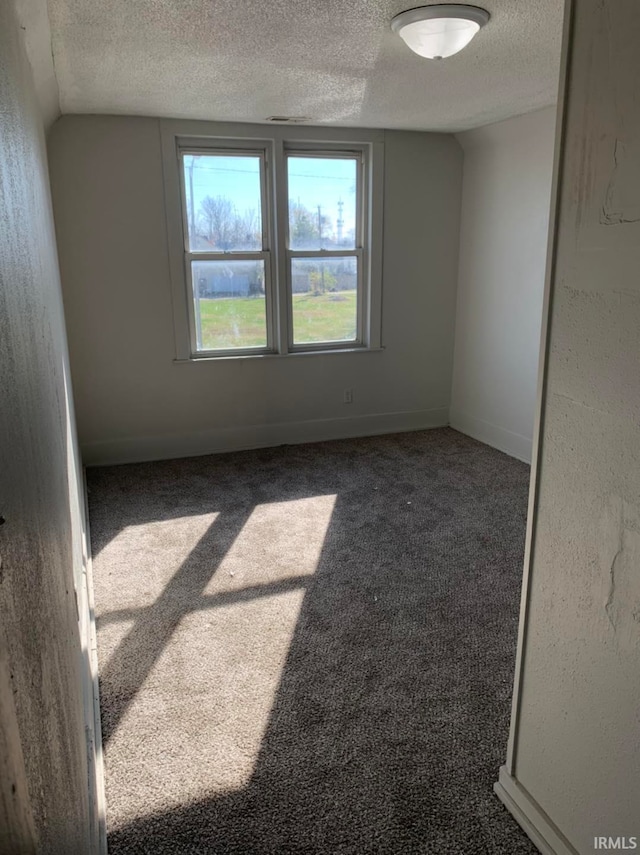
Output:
[308, 266, 336, 295]
[197, 197, 261, 250]
[288, 201, 318, 247]
[239, 208, 261, 248]
[199, 195, 236, 249]
[288, 201, 333, 248]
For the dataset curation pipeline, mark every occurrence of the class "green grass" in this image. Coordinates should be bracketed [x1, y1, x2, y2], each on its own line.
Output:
[198, 292, 357, 350]
[198, 295, 267, 349]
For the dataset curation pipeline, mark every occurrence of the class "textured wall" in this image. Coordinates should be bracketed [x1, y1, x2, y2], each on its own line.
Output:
[450, 107, 557, 462]
[499, 1, 640, 852]
[0, 1, 93, 851]
[48, 117, 463, 465]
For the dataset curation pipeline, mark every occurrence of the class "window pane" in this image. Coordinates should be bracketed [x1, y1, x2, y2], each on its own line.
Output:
[192, 260, 267, 350]
[287, 156, 357, 250]
[291, 257, 358, 344]
[183, 154, 262, 252]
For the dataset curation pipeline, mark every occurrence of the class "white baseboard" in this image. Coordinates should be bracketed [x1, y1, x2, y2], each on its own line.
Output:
[495, 767, 578, 855]
[449, 409, 532, 463]
[81, 407, 449, 466]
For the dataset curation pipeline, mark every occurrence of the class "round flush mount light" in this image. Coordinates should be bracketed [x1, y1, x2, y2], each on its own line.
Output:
[391, 4, 490, 60]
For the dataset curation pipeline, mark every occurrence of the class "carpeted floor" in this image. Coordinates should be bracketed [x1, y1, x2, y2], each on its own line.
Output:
[88, 428, 537, 854]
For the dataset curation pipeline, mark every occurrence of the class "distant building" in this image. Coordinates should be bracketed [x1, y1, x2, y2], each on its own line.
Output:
[193, 261, 264, 298]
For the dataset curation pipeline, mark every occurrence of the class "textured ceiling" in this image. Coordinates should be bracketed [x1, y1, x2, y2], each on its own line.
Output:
[47, 0, 565, 132]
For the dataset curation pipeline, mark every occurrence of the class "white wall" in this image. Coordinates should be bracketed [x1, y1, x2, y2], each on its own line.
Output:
[497, 1, 640, 853]
[450, 107, 557, 463]
[0, 1, 96, 850]
[48, 117, 463, 465]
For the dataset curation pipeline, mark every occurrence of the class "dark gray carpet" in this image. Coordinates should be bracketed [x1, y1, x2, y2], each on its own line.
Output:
[88, 427, 537, 854]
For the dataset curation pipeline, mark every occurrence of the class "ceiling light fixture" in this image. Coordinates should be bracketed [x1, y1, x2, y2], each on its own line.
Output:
[391, 4, 490, 60]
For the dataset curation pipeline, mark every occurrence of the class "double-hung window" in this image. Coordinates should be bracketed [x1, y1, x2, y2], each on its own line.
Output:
[163, 124, 382, 360]
[180, 146, 273, 354]
[286, 151, 363, 350]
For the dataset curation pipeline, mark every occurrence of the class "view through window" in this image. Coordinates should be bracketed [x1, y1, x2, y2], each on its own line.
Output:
[287, 154, 360, 346]
[176, 138, 374, 357]
[183, 153, 268, 351]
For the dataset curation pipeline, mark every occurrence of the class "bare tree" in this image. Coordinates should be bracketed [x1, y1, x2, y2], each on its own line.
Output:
[242, 208, 261, 246]
[198, 198, 261, 250]
[199, 196, 236, 250]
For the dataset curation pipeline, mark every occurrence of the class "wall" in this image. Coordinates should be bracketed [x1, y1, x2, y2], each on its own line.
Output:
[496, 1, 640, 853]
[48, 116, 462, 465]
[0, 1, 97, 851]
[14, 0, 61, 130]
[450, 107, 557, 463]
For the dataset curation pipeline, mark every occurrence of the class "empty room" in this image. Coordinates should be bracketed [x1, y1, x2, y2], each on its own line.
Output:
[1, 1, 639, 854]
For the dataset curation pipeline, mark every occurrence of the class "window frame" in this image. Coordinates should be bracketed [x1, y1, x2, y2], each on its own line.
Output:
[161, 121, 384, 361]
[284, 148, 366, 352]
[178, 144, 275, 357]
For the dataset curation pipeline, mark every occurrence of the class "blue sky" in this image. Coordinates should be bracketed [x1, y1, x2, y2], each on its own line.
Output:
[183, 153, 356, 240]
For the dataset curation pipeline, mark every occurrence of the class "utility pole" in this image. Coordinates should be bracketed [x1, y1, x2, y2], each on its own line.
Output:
[337, 197, 344, 245]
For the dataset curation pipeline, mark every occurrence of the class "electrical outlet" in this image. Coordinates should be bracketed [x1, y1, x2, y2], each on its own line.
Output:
[343, 388, 353, 404]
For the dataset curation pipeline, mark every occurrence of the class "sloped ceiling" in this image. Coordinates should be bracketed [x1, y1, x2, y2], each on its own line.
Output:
[47, 0, 565, 131]
[15, 0, 60, 127]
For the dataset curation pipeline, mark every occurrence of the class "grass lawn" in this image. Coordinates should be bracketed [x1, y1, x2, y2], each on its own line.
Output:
[198, 291, 357, 349]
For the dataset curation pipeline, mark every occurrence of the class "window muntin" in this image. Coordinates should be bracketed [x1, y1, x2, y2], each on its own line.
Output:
[179, 150, 272, 354]
[285, 152, 363, 349]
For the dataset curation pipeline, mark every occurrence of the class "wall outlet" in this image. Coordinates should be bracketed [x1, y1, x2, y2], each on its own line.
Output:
[343, 388, 353, 404]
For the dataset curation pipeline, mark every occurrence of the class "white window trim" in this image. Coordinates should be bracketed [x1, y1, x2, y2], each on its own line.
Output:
[160, 120, 384, 361]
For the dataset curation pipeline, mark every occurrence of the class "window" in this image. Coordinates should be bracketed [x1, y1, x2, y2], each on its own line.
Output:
[180, 150, 271, 352]
[162, 124, 383, 359]
[287, 153, 361, 349]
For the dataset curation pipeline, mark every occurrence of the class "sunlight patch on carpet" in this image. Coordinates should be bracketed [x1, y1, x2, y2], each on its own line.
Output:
[102, 497, 336, 826]
[106, 589, 308, 827]
[203, 495, 338, 594]
[95, 513, 220, 616]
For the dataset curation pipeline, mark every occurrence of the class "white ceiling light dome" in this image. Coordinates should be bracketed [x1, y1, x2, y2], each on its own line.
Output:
[391, 4, 490, 60]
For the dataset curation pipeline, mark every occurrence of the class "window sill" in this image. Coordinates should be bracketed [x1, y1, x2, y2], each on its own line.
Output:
[173, 346, 385, 364]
